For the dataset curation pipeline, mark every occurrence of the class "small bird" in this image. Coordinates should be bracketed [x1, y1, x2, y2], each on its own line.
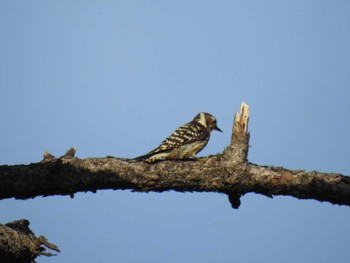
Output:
[134, 112, 222, 163]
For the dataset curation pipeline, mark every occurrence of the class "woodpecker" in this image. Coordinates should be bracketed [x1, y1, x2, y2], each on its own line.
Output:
[134, 112, 222, 163]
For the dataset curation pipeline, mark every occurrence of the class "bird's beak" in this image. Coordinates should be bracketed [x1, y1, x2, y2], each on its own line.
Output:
[214, 125, 223, 132]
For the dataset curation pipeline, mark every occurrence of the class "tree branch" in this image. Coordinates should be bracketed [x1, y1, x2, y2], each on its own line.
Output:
[0, 102, 349, 209]
[0, 219, 60, 263]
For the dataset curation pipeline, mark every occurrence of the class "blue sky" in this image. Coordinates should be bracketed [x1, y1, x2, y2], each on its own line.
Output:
[1, 1, 350, 262]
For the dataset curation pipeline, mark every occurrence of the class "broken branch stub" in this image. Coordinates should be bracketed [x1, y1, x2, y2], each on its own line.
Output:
[223, 102, 250, 163]
[231, 101, 250, 146]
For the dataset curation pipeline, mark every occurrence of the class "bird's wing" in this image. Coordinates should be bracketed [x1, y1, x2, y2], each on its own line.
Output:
[147, 121, 209, 155]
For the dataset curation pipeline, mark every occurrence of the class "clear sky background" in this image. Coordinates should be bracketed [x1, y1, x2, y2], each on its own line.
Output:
[1, 1, 350, 262]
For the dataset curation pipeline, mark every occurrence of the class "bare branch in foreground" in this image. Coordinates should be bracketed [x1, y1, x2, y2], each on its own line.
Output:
[0, 219, 59, 263]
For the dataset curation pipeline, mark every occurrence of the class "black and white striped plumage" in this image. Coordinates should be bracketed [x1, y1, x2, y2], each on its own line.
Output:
[134, 112, 222, 163]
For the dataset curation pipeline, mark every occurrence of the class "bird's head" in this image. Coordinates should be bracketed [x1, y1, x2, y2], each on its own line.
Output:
[194, 112, 222, 133]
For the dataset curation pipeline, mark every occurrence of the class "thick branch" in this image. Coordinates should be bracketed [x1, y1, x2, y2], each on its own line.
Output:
[0, 102, 349, 209]
[0, 156, 349, 206]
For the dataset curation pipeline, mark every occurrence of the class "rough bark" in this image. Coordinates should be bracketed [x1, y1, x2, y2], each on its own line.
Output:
[0, 219, 59, 263]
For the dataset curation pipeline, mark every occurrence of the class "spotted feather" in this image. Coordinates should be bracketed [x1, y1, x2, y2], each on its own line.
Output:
[134, 112, 222, 162]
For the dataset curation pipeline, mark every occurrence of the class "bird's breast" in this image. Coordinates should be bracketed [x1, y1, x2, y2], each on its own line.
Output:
[165, 140, 208, 159]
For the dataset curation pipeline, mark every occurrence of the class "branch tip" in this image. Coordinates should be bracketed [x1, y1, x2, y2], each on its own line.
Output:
[231, 102, 250, 145]
[43, 151, 56, 162]
[62, 147, 77, 159]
